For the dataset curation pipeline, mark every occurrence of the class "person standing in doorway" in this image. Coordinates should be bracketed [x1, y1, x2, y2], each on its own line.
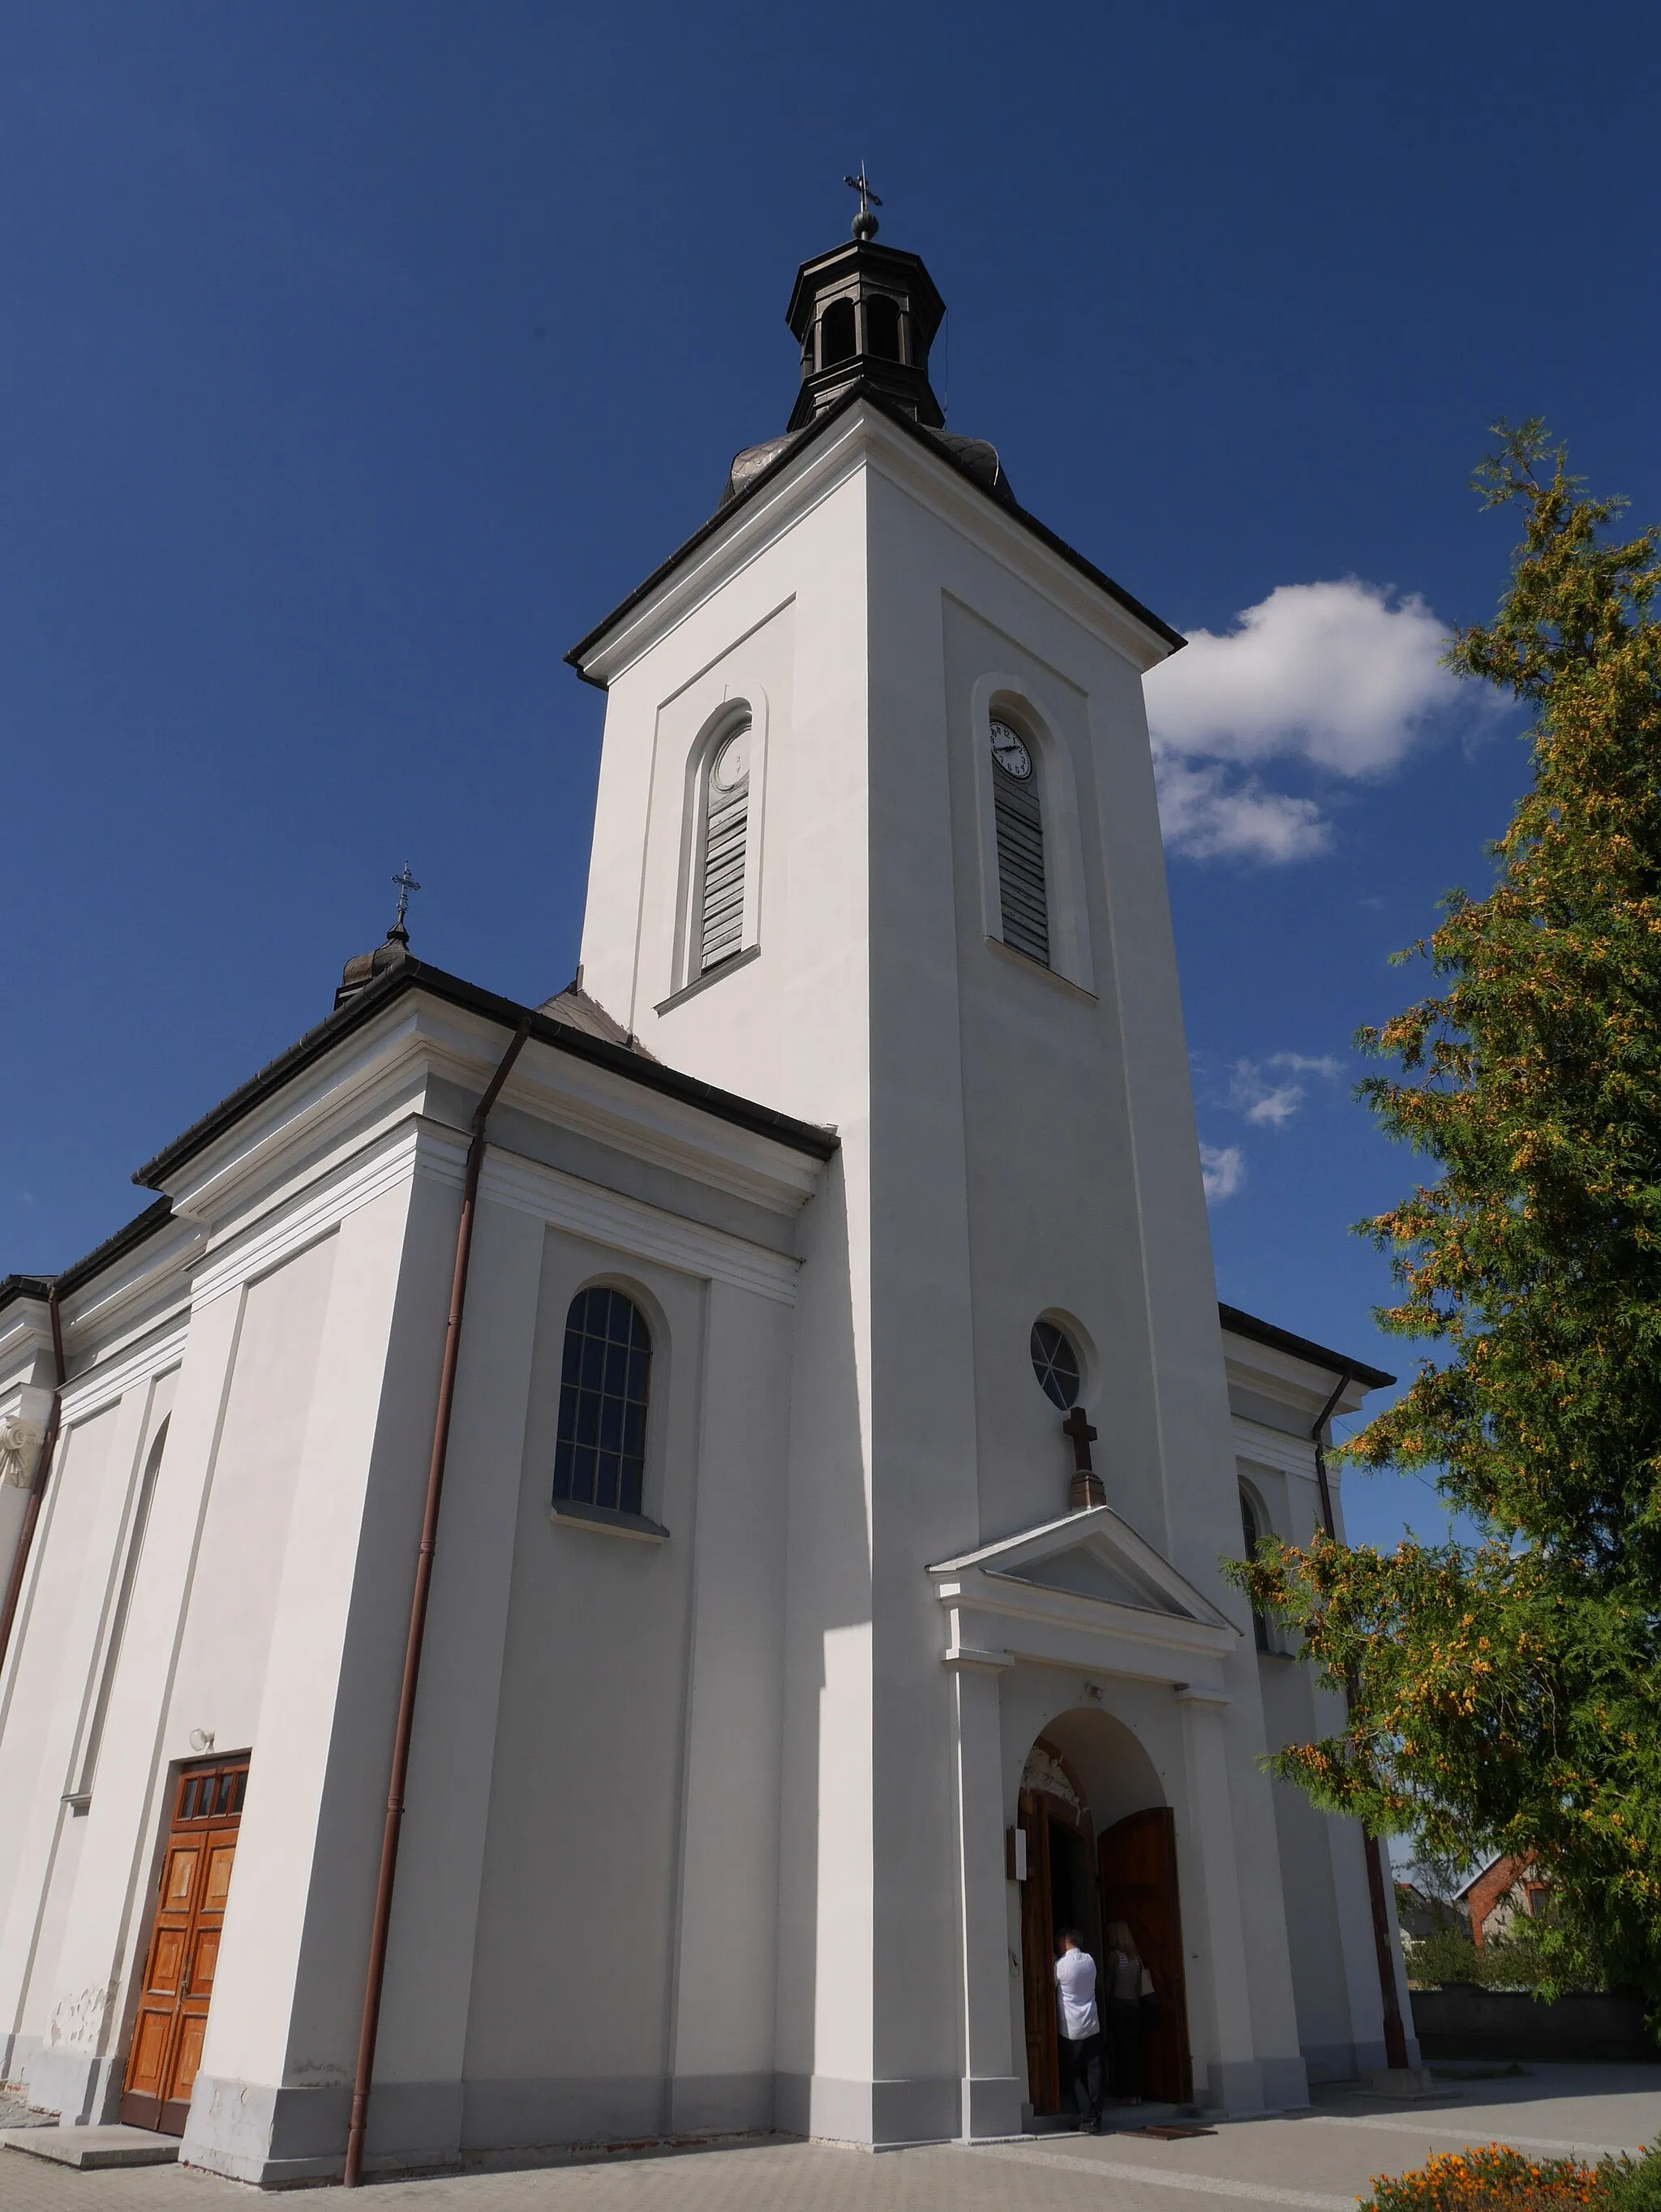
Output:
[1105, 1919, 1154, 2103]
[1054, 1929, 1104, 2133]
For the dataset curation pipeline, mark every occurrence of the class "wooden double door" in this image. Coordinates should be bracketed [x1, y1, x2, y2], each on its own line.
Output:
[120, 1755, 249, 2135]
[1019, 1787, 1192, 2113]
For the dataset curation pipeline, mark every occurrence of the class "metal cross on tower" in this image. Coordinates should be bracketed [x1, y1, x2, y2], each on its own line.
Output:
[1061, 1404, 1105, 1514]
[843, 162, 882, 238]
[389, 863, 422, 941]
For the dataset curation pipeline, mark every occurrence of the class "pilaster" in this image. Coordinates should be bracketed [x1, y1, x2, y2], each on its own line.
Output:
[180, 1164, 452, 2184]
[1174, 1686, 1259, 2113]
[945, 1651, 1020, 2139]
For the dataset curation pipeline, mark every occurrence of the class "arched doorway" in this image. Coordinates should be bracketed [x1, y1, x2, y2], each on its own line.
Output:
[1016, 1710, 1192, 2115]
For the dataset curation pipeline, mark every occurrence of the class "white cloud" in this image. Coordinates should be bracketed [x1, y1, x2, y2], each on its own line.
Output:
[1230, 1053, 1345, 1128]
[1146, 579, 1466, 864]
[1152, 745, 1329, 865]
[1147, 580, 1459, 774]
[1201, 1144, 1245, 1203]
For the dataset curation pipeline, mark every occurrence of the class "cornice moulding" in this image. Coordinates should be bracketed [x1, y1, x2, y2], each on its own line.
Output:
[0, 1304, 54, 1375]
[476, 1147, 800, 1306]
[189, 1124, 429, 1314]
[60, 1322, 189, 1428]
[573, 415, 870, 688]
[860, 425, 1174, 672]
[153, 994, 823, 1241]
[58, 1231, 204, 1368]
[1231, 1415, 1320, 1480]
[576, 405, 1177, 691]
[1223, 1341, 1374, 1418]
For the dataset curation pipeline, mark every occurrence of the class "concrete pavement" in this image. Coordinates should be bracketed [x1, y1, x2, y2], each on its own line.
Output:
[0, 2067, 1655, 2210]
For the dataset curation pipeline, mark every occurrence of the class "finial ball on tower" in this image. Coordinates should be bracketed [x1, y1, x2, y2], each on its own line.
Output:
[843, 163, 882, 240]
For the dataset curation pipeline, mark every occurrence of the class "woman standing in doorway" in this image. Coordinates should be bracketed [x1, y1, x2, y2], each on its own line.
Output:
[1105, 1920, 1154, 2103]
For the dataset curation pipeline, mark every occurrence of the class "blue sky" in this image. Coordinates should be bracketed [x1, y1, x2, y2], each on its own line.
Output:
[3, 2, 1655, 1554]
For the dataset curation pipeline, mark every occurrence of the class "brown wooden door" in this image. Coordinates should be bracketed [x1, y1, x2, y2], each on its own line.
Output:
[121, 1755, 249, 2135]
[1099, 1806, 1192, 2104]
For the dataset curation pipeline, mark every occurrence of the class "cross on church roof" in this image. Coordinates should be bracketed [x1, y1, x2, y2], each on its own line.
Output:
[390, 863, 421, 942]
[843, 162, 882, 239]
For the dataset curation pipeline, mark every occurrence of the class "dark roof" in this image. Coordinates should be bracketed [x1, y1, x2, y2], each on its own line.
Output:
[565, 380, 1187, 681]
[1218, 1303, 1395, 1392]
[0, 963, 834, 1329]
[0, 1199, 175, 1322]
[536, 977, 655, 1055]
[135, 951, 839, 1191]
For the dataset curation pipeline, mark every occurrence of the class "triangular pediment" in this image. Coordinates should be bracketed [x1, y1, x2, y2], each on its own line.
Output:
[1002, 1542, 1186, 1614]
[929, 1504, 1233, 1632]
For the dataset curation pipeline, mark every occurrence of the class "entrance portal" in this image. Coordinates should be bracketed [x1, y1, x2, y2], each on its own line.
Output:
[120, 1753, 250, 2135]
[1016, 1717, 1192, 2115]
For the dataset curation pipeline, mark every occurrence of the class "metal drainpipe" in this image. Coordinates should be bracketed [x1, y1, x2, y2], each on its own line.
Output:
[1309, 1369, 1410, 2072]
[343, 1017, 531, 2188]
[0, 1286, 67, 1674]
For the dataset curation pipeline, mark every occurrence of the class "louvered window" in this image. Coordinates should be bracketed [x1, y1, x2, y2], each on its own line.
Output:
[989, 719, 1049, 965]
[699, 723, 751, 973]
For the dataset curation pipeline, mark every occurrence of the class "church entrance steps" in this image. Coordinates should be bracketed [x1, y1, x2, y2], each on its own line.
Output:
[1, 2125, 181, 2170]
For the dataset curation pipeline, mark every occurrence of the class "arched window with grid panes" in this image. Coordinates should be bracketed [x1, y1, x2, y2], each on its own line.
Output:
[698, 719, 752, 973]
[989, 715, 1049, 966]
[553, 1287, 653, 1517]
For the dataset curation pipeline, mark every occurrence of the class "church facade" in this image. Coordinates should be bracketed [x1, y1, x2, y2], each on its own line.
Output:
[0, 213, 1415, 2184]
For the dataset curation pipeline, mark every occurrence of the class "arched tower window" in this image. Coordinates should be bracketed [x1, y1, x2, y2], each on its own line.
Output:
[989, 716, 1049, 966]
[699, 719, 751, 973]
[864, 294, 901, 360]
[554, 1287, 653, 1516]
[819, 297, 856, 367]
[1239, 1488, 1272, 1654]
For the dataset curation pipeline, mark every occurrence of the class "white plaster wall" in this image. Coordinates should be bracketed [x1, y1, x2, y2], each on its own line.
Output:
[187, 1165, 452, 2163]
[0, 1406, 125, 2061]
[367, 1191, 547, 2146]
[15, 1372, 178, 2107]
[461, 1228, 705, 2114]
[2, 1234, 337, 2120]
[457, 1212, 796, 2141]
[666, 1272, 793, 2128]
[582, 457, 883, 2130]
[460, 1219, 791, 2146]
[165, 1235, 337, 1756]
[14, 1293, 248, 2116]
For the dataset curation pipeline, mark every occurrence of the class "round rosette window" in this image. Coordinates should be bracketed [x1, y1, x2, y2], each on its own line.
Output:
[1030, 1320, 1082, 1409]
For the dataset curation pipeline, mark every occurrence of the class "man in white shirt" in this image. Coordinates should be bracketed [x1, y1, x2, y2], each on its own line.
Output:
[1053, 1930, 1104, 2132]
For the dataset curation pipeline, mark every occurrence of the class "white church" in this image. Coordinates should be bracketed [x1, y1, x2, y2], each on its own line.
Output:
[0, 202, 1418, 2184]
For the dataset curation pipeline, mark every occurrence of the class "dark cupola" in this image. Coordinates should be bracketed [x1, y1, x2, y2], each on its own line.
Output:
[715, 176, 1017, 517]
[783, 174, 946, 434]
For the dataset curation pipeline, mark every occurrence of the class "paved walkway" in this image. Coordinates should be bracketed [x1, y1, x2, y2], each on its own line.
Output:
[0, 2067, 1655, 2210]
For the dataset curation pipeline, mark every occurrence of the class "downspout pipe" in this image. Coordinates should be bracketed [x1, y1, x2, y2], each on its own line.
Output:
[1309, 1369, 1410, 2072]
[344, 1016, 531, 2188]
[0, 1286, 67, 1674]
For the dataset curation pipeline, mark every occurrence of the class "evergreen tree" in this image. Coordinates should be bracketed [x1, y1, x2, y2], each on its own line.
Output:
[1238, 423, 1661, 1995]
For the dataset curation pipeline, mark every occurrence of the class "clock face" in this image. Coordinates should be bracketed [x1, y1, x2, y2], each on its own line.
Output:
[989, 718, 1032, 780]
[711, 728, 751, 792]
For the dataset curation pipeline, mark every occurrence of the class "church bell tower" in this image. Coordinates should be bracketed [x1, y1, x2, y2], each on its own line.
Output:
[566, 195, 1287, 2145]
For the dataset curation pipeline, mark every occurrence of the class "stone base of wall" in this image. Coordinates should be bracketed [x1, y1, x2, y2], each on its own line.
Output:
[1410, 1986, 1655, 2064]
